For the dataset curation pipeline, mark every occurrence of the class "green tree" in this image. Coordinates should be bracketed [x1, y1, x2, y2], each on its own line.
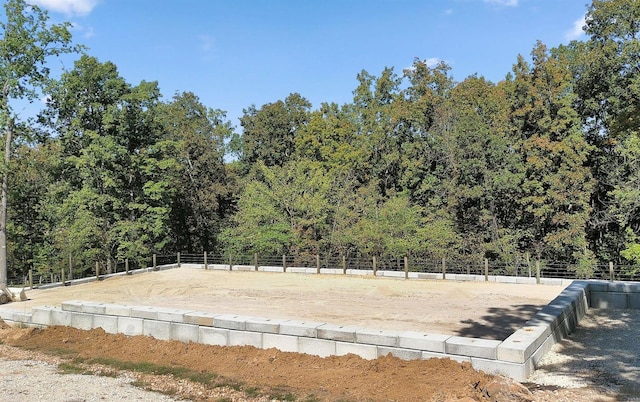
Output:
[0, 0, 81, 283]
[237, 93, 311, 170]
[42, 56, 167, 272]
[507, 42, 594, 266]
[157, 92, 232, 253]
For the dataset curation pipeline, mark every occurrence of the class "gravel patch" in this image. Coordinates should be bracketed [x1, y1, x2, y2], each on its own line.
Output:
[0, 355, 181, 401]
[529, 308, 640, 400]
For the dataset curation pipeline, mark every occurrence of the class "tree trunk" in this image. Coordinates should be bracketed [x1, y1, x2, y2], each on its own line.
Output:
[0, 117, 13, 285]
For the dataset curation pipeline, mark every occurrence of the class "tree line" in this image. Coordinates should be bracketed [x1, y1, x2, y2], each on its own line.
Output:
[1, 0, 639, 282]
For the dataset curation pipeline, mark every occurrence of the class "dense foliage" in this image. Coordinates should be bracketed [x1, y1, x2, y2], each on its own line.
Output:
[2, 0, 639, 281]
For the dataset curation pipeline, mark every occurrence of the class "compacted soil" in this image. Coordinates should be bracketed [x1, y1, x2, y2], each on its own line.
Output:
[0, 268, 632, 401]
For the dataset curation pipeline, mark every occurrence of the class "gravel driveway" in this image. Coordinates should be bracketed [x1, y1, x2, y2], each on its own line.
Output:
[529, 308, 640, 400]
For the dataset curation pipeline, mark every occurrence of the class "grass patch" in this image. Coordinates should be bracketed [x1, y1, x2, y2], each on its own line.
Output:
[268, 385, 297, 401]
[58, 362, 89, 375]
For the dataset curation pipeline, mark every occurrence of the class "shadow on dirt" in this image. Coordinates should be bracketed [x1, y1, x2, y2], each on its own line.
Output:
[455, 304, 543, 340]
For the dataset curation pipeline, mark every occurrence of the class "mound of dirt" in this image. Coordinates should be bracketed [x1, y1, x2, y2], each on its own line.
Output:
[1, 322, 535, 401]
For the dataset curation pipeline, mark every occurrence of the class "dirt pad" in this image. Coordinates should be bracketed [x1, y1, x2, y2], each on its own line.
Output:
[14, 268, 565, 339]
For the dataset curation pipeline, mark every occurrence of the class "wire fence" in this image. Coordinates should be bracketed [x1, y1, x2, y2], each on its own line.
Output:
[9, 252, 640, 288]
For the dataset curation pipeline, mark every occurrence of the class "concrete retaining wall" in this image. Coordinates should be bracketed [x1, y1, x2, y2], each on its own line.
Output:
[2, 269, 638, 382]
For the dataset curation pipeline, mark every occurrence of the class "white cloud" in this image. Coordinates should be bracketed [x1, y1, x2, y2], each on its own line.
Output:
[565, 15, 586, 41]
[28, 0, 99, 17]
[425, 57, 441, 68]
[484, 0, 518, 7]
[71, 22, 94, 39]
[198, 34, 216, 61]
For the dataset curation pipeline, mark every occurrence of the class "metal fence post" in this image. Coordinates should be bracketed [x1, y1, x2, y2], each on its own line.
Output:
[69, 253, 73, 281]
[204, 251, 208, 270]
[316, 254, 321, 274]
[28, 269, 33, 289]
[177, 252, 181, 268]
[442, 257, 446, 280]
[95, 261, 100, 280]
[254, 252, 258, 271]
[342, 255, 346, 275]
[536, 260, 541, 284]
[229, 254, 233, 271]
[373, 256, 377, 276]
[61, 266, 65, 285]
[282, 255, 287, 273]
[125, 258, 129, 275]
[153, 254, 157, 270]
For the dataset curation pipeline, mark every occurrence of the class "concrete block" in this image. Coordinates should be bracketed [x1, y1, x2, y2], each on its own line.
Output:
[81, 302, 107, 315]
[420, 351, 448, 361]
[285, 267, 307, 273]
[355, 328, 399, 347]
[377, 346, 422, 360]
[515, 277, 536, 285]
[495, 275, 517, 284]
[246, 317, 281, 334]
[591, 292, 628, 309]
[131, 306, 159, 320]
[199, 327, 228, 346]
[445, 337, 500, 359]
[70, 312, 93, 330]
[299, 338, 336, 357]
[540, 278, 565, 286]
[380, 271, 405, 279]
[279, 320, 324, 337]
[60, 300, 85, 312]
[209, 264, 229, 271]
[608, 282, 640, 293]
[93, 314, 118, 334]
[336, 341, 378, 359]
[143, 319, 172, 340]
[184, 311, 218, 326]
[118, 317, 143, 336]
[437, 353, 472, 364]
[214, 314, 251, 330]
[232, 265, 254, 271]
[263, 333, 299, 352]
[452, 274, 476, 282]
[50, 309, 72, 326]
[0, 310, 31, 325]
[629, 292, 640, 309]
[228, 330, 262, 347]
[530, 333, 558, 367]
[471, 357, 533, 383]
[317, 324, 359, 342]
[415, 273, 442, 280]
[320, 268, 343, 275]
[171, 323, 199, 343]
[586, 280, 608, 292]
[497, 325, 548, 363]
[156, 308, 192, 323]
[258, 266, 284, 273]
[104, 303, 131, 317]
[398, 332, 450, 353]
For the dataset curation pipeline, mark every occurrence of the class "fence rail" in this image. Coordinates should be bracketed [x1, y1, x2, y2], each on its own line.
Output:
[9, 252, 640, 288]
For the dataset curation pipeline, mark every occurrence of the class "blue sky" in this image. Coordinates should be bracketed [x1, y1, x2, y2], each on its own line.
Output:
[28, 0, 590, 128]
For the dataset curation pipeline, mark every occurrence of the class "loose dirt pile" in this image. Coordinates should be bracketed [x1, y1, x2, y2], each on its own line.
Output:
[0, 322, 529, 401]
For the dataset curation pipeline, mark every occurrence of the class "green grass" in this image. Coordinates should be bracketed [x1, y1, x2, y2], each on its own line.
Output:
[58, 362, 89, 375]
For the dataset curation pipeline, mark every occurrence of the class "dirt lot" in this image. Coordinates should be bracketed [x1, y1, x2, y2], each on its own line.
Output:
[12, 268, 564, 339]
[0, 268, 625, 401]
